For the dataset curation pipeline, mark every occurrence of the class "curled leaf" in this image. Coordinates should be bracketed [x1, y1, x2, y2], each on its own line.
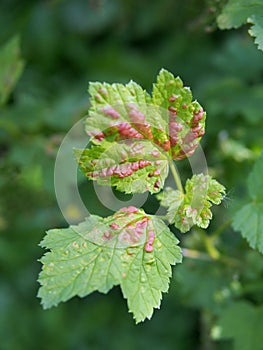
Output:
[157, 174, 226, 233]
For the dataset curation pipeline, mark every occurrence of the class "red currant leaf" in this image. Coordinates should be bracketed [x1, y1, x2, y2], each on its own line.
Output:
[152, 69, 206, 159]
[38, 207, 182, 323]
[85, 69, 206, 160]
[232, 154, 263, 253]
[157, 174, 226, 233]
[75, 139, 169, 194]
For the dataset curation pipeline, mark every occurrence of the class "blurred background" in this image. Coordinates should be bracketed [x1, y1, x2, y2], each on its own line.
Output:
[1, 0, 263, 349]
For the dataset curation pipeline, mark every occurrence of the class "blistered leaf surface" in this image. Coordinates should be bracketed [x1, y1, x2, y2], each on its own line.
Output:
[38, 207, 182, 323]
[79, 69, 206, 194]
[157, 174, 226, 233]
[75, 139, 169, 194]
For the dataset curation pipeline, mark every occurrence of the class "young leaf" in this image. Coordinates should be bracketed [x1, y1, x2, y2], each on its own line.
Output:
[248, 15, 263, 51]
[75, 139, 169, 194]
[213, 301, 263, 350]
[85, 68, 206, 160]
[38, 207, 182, 323]
[217, 0, 263, 51]
[0, 36, 24, 105]
[232, 153, 263, 253]
[157, 174, 226, 233]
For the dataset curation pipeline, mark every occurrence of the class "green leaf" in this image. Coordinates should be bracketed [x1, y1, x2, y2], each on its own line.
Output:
[217, 0, 263, 51]
[157, 174, 226, 233]
[219, 136, 256, 162]
[213, 301, 263, 350]
[75, 139, 169, 194]
[232, 154, 263, 253]
[85, 68, 206, 161]
[248, 15, 263, 51]
[152, 69, 206, 160]
[38, 207, 182, 323]
[232, 203, 263, 253]
[121, 215, 182, 323]
[0, 36, 25, 105]
[248, 153, 263, 200]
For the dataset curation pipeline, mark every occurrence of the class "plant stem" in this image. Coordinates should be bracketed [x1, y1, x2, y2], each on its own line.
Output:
[203, 235, 221, 260]
[200, 310, 215, 350]
[169, 159, 184, 193]
[182, 248, 213, 261]
[198, 229, 221, 260]
[182, 248, 241, 267]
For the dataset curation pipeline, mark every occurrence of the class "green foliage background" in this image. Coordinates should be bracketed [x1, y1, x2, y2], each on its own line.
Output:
[1, 0, 263, 349]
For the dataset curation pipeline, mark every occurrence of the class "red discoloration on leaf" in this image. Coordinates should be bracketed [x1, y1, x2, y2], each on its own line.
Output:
[170, 106, 206, 160]
[110, 222, 120, 229]
[86, 160, 153, 180]
[169, 114, 183, 147]
[128, 104, 153, 140]
[159, 139, 171, 151]
[98, 87, 108, 97]
[95, 93, 103, 102]
[86, 69, 206, 164]
[144, 243, 154, 252]
[102, 231, 112, 240]
[154, 179, 161, 189]
[117, 122, 144, 139]
[193, 108, 204, 124]
[100, 105, 120, 119]
[151, 150, 161, 157]
[168, 106, 177, 114]
[119, 206, 139, 213]
[144, 230, 155, 252]
[168, 94, 178, 102]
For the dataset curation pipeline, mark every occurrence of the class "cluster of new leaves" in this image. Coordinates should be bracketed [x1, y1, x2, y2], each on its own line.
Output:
[157, 174, 226, 233]
[38, 69, 226, 322]
[232, 154, 263, 253]
[217, 0, 263, 51]
[38, 207, 182, 323]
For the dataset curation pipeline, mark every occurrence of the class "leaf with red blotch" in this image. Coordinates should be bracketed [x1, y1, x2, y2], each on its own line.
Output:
[85, 69, 206, 160]
[152, 69, 206, 160]
[157, 174, 226, 233]
[38, 206, 182, 323]
[75, 139, 169, 194]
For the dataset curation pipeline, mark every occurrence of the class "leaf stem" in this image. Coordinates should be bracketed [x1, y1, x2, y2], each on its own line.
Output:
[182, 248, 241, 266]
[199, 230, 221, 260]
[204, 236, 221, 260]
[182, 248, 213, 261]
[169, 160, 184, 193]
